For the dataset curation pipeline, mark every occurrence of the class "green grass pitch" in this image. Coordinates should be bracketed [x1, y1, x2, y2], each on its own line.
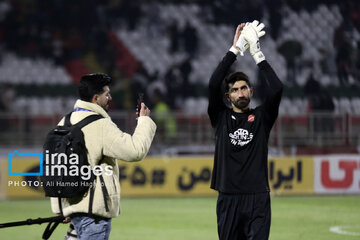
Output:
[0, 196, 359, 240]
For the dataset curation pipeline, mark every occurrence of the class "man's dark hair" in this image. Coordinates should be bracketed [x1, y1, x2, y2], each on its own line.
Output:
[225, 72, 251, 92]
[78, 73, 112, 102]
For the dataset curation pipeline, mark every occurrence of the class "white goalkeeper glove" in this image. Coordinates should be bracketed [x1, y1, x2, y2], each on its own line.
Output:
[236, 20, 265, 56]
[236, 35, 249, 56]
[237, 20, 266, 64]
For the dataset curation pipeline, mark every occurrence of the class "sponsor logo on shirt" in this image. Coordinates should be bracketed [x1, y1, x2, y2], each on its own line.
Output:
[248, 115, 255, 122]
[229, 128, 253, 146]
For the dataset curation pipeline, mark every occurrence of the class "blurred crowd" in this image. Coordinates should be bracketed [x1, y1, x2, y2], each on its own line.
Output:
[0, 0, 359, 114]
[0, 0, 144, 76]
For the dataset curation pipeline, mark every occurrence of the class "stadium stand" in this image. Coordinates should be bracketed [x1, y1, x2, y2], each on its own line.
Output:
[0, 0, 359, 154]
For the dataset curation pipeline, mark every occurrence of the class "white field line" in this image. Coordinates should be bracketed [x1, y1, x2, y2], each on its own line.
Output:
[330, 226, 360, 236]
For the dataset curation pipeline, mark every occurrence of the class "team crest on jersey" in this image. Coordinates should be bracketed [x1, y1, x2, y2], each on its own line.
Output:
[248, 115, 255, 122]
[229, 128, 253, 146]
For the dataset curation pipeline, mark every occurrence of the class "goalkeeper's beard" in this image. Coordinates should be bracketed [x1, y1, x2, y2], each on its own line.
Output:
[233, 97, 250, 110]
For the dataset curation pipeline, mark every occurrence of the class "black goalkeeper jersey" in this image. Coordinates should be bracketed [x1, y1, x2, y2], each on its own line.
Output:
[208, 51, 283, 194]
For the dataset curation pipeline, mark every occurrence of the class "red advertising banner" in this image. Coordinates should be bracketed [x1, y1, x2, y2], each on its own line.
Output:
[314, 155, 360, 194]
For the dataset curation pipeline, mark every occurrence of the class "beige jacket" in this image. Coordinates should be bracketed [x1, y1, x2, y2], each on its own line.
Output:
[50, 100, 156, 218]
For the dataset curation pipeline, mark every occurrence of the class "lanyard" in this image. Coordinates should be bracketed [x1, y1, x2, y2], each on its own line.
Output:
[73, 107, 93, 112]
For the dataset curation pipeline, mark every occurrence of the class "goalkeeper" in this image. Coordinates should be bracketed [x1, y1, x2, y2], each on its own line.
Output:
[207, 21, 283, 240]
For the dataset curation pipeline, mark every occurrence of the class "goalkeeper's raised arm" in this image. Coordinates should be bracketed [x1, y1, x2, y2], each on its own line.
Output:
[240, 20, 283, 126]
[207, 23, 245, 127]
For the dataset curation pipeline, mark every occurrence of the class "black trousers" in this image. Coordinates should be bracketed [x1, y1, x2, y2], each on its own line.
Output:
[216, 192, 271, 240]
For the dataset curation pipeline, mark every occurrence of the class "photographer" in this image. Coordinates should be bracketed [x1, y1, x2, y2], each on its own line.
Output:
[50, 73, 156, 240]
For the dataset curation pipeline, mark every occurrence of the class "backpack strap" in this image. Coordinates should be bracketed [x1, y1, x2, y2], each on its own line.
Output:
[99, 175, 109, 212]
[74, 114, 103, 129]
[63, 112, 72, 127]
[73, 114, 103, 214]
[58, 198, 63, 216]
[88, 185, 95, 214]
[64, 112, 103, 128]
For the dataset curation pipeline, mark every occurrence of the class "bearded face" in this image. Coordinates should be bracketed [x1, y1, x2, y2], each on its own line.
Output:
[226, 80, 253, 112]
[95, 86, 112, 112]
[232, 96, 250, 110]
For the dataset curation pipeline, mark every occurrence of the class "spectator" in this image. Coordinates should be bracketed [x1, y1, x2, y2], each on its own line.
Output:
[266, 0, 283, 40]
[167, 20, 180, 53]
[308, 89, 335, 135]
[304, 73, 321, 98]
[164, 64, 183, 109]
[334, 22, 352, 85]
[179, 57, 192, 89]
[277, 39, 303, 85]
[151, 88, 177, 141]
[182, 21, 199, 58]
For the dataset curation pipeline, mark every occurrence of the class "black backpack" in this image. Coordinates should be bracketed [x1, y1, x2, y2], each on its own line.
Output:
[41, 112, 103, 198]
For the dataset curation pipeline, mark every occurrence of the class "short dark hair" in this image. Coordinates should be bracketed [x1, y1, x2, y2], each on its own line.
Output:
[225, 72, 251, 92]
[78, 73, 112, 102]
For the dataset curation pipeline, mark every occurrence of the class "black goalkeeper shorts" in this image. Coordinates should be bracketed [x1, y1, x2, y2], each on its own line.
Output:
[216, 192, 271, 240]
